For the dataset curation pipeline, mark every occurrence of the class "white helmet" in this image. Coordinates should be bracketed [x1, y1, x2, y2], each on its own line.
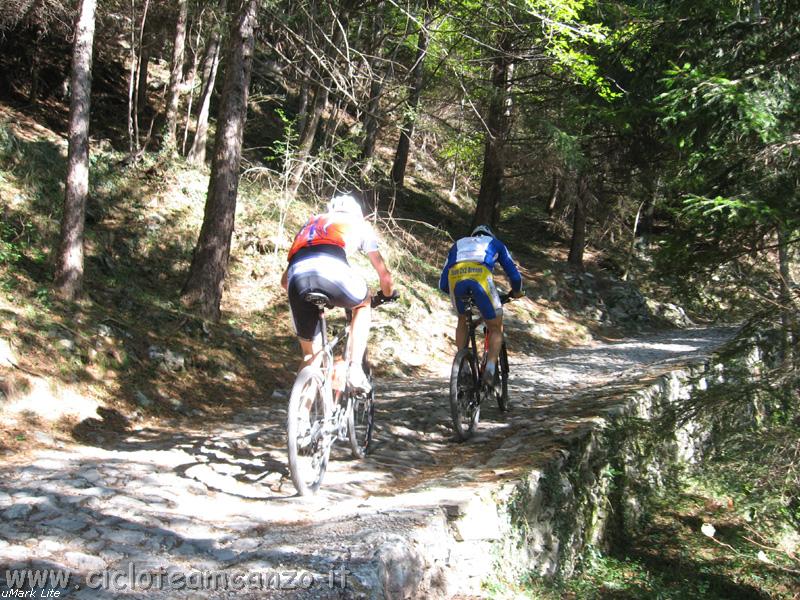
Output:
[327, 194, 364, 219]
[471, 224, 494, 238]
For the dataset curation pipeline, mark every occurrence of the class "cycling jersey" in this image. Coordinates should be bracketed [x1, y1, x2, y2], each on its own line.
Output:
[286, 212, 378, 341]
[287, 211, 378, 261]
[439, 235, 522, 294]
[439, 235, 522, 320]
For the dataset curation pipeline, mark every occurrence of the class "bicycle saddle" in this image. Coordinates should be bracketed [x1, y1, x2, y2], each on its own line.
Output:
[304, 291, 334, 308]
[456, 292, 476, 307]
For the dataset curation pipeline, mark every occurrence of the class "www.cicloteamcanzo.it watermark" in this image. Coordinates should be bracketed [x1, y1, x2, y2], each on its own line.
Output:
[3, 563, 352, 596]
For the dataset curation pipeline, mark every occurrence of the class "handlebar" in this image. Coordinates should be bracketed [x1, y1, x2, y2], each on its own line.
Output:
[371, 290, 400, 308]
[499, 290, 525, 305]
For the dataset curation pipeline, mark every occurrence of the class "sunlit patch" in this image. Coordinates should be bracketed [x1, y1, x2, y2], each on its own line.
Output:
[3, 375, 100, 422]
[615, 342, 700, 353]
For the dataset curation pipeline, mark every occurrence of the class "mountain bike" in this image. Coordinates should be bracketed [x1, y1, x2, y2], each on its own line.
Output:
[449, 292, 515, 441]
[286, 290, 398, 495]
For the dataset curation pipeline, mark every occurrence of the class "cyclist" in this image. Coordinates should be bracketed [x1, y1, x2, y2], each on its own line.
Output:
[281, 193, 394, 392]
[439, 224, 524, 386]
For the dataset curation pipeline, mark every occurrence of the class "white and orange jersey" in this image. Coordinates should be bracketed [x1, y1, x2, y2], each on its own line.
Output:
[287, 211, 379, 261]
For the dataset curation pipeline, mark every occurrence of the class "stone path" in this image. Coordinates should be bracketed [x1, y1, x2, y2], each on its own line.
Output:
[0, 327, 737, 598]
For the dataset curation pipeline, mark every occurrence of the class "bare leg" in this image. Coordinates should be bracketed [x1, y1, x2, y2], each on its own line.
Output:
[455, 313, 468, 350]
[348, 300, 371, 366]
[485, 316, 503, 366]
[298, 337, 322, 370]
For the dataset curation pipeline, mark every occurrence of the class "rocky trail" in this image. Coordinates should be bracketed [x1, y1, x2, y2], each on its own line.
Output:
[0, 326, 737, 599]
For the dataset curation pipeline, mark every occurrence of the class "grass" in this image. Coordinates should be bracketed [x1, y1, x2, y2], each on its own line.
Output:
[486, 478, 800, 600]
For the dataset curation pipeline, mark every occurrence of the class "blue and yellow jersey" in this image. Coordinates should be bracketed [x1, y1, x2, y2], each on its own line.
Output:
[439, 235, 522, 294]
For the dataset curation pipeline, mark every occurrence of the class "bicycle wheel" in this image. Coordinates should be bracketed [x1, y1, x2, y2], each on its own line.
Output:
[348, 359, 375, 459]
[287, 367, 331, 495]
[497, 341, 510, 412]
[450, 348, 480, 441]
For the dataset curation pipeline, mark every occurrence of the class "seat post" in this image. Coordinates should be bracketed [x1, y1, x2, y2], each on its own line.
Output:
[304, 292, 332, 357]
[317, 307, 328, 352]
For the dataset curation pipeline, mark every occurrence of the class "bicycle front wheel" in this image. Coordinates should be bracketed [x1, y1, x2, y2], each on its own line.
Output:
[348, 359, 375, 459]
[497, 341, 510, 412]
[287, 368, 331, 495]
[450, 348, 479, 441]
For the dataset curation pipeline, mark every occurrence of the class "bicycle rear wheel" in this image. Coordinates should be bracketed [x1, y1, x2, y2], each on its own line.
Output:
[497, 341, 510, 412]
[450, 348, 480, 441]
[348, 359, 375, 459]
[287, 367, 331, 495]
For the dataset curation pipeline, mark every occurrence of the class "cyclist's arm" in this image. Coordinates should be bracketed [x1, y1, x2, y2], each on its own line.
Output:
[280, 265, 289, 291]
[367, 250, 394, 297]
[496, 241, 523, 293]
[439, 267, 449, 294]
[439, 246, 457, 294]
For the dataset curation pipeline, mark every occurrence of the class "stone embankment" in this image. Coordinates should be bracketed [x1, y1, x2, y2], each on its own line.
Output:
[1, 327, 759, 599]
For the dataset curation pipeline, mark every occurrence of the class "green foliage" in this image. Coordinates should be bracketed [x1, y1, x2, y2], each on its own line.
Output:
[510, 478, 799, 599]
[545, 122, 587, 170]
[268, 108, 298, 166]
[681, 195, 775, 227]
[523, 0, 620, 100]
[437, 131, 483, 180]
[705, 408, 800, 528]
[0, 221, 22, 265]
[654, 5, 800, 227]
[617, 0, 800, 312]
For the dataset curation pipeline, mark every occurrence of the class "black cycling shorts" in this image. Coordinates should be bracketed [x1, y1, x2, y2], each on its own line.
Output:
[287, 245, 369, 341]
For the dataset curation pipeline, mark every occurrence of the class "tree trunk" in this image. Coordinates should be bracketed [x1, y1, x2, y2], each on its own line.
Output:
[622, 200, 644, 281]
[296, 83, 310, 126]
[163, 0, 189, 152]
[28, 35, 42, 103]
[547, 172, 560, 216]
[751, 0, 762, 21]
[361, 75, 383, 164]
[287, 83, 328, 195]
[777, 225, 797, 361]
[567, 175, 589, 268]
[471, 35, 513, 230]
[127, 0, 137, 153]
[127, 0, 151, 155]
[294, 61, 311, 134]
[136, 35, 151, 112]
[360, 4, 386, 172]
[181, 0, 258, 321]
[181, 13, 205, 155]
[54, 0, 97, 301]
[390, 15, 429, 188]
[287, 9, 350, 195]
[127, 0, 148, 154]
[188, 0, 226, 166]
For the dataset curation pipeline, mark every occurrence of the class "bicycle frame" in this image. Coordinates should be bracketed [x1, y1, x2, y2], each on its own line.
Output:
[463, 301, 486, 385]
[312, 307, 354, 440]
[315, 311, 347, 382]
[460, 292, 512, 392]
